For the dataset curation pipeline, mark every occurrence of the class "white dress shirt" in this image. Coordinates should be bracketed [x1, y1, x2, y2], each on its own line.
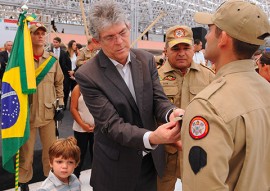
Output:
[109, 54, 156, 153]
[53, 48, 60, 58]
[193, 51, 206, 65]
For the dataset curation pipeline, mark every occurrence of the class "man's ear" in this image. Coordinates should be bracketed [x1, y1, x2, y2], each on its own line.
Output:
[164, 47, 168, 56]
[218, 31, 232, 48]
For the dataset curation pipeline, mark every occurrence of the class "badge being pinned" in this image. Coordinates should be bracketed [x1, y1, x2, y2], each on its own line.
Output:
[189, 116, 209, 140]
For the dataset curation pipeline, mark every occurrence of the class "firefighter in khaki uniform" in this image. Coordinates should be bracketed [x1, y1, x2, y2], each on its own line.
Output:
[19, 23, 64, 191]
[157, 25, 215, 191]
[181, 1, 270, 191]
[76, 37, 99, 67]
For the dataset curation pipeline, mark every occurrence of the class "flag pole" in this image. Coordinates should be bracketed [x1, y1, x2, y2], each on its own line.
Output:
[14, 0, 27, 187]
[131, 11, 166, 48]
[15, 151, 20, 191]
[14, 3, 29, 190]
[79, 0, 91, 40]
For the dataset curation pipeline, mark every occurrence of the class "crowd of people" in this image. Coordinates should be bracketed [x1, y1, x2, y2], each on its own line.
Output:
[0, 0, 270, 191]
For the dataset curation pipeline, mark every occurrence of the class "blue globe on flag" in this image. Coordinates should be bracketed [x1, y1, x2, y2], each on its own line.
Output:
[1, 82, 20, 129]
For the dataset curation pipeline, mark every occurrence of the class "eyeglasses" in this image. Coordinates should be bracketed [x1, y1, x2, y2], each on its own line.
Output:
[100, 28, 129, 44]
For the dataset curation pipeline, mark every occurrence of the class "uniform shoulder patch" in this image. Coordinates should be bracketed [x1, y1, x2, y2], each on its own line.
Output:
[163, 75, 176, 81]
[189, 116, 209, 140]
[189, 146, 207, 174]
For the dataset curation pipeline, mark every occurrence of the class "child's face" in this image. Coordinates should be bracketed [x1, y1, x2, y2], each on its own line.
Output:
[50, 156, 77, 183]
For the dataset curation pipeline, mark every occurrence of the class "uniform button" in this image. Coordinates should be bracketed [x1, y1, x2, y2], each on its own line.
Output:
[137, 151, 142, 155]
[216, 78, 224, 83]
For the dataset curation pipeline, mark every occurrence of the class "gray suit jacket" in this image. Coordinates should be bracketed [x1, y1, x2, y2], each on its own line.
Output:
[75, 49, 174, 191]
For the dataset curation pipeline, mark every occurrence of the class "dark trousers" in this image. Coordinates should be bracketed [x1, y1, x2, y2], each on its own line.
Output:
[73, 131, 94, 178]
[70, 79, 77, 92]
[135, 153, 157, 191]
[63, 77, 71, 109]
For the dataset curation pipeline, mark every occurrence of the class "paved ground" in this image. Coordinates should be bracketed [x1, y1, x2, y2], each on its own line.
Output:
[4, 169, 183, 191]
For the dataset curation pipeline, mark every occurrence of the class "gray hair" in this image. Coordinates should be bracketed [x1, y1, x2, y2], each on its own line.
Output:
[88, 0, 129, 40]
[4, 41, 13, 46]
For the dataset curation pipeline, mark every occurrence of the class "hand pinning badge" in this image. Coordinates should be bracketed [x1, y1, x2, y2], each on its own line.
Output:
[173, 115, 183, 122]
[174, 115, 183, 127]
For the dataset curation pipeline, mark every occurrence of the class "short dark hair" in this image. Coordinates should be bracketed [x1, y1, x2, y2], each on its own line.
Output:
[76, 43, 83, 49]
[194, 39, 201, 45]
[232, 39, 260, 60]
[215, 26, 259, 60]
[53, 37, 61, 43]
[49, 136, 80, 165]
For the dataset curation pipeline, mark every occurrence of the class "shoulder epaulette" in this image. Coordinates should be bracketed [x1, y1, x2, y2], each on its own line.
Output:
[157, 65, 166, 80]
[200, 63, 215, 74]
[194, 77, 226, 101]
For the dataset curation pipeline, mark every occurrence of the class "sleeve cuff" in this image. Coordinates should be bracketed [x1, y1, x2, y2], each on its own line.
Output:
[165, 107, 176, 122]
[143, 131, 157, 150]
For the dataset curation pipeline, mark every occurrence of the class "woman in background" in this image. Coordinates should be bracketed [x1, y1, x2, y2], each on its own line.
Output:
[70, 84, 95, 178]
[67, 40, 78, 91]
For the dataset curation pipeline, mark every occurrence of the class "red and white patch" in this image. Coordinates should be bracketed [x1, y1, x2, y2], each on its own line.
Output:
[189, 116, 209, 140]
[36, 23, 42, 27]
[174, 28, 185, 38]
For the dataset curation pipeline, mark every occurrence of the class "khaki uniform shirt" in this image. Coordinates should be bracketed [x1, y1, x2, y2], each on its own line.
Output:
[76, 47, 98, 67]
[30, 51, 64, 127]
[181, 60, 270, 191]
[158, 60, 214, 177]
[159, 60, 215, 111]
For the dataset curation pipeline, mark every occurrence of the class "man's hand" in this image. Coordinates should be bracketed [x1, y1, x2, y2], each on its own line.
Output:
[169, 140, 183, 151]
[169, 108, 185, 123]
[148, 108, 185, 147]
[149, 121, 181, 145]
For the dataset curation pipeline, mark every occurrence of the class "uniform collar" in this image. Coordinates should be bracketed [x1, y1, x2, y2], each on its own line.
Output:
[215, 60, 255, 79]
[34, 51, 50, 61]
[162, 59, 201, 74]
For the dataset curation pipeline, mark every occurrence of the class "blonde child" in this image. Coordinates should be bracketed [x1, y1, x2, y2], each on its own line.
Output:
[37, 137, 81, 191]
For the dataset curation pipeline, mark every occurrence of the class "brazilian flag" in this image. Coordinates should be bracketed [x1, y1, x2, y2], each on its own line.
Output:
[1, 11, 36, 173]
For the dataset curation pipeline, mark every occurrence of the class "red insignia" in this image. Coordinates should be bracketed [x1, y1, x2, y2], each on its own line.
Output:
[189, 116, 209, 140]
[174, 28, 185, 38]
[36, 23, 42, 27]
[163, 75, 176, 81]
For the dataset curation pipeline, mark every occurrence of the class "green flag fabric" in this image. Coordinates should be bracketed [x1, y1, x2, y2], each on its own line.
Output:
[1, 11, 36, 173]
